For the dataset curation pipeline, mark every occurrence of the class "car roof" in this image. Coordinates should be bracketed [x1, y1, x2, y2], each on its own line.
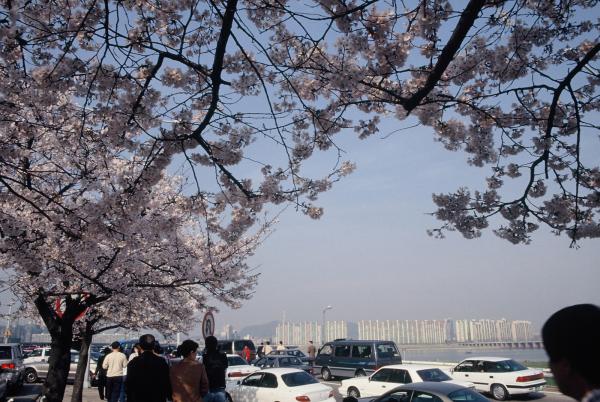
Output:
[460, 357, 511, 362]
[261, 355, 302, 360]
[226, 354, 246, 358]
[395, 381, 469, 393]
[324, 340, 395, 344]
[382, 364, 446, 371]
[258, 367, 306, 375]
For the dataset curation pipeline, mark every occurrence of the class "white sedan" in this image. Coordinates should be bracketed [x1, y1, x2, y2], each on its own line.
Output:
[339, 364, 474, 398]
[227, 368, 335, 402]
[226, 354, 260, 383]
[451, 357, 546, 400]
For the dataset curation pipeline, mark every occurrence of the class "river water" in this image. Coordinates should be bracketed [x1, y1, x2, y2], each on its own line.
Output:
[400, 347, 548, 365]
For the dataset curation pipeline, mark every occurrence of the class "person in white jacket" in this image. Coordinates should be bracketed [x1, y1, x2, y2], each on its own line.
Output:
[102, 341, 128, 402]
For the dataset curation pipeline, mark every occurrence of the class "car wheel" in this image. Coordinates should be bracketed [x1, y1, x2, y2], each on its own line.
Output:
[24, 368, 38, 384]
[348, 387, 361, 398]
[355, 369, 366, 377]
[321, 367, 332, 381]
[491, 384, 508, 401]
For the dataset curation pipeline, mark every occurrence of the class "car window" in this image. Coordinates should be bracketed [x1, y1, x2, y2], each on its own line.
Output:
[371, 368, 392, 382]
[242, 373, 263, 386]
[449, 389, 490, 402]
[490, 359, 527, 372]
[379, 391, 411, 402]
[228, 356, 248, 366]
[318, 345, 333, 356]
[289, 357, 302, 365]
[411, 391, 442, 402]
[218, 341, 232, 353]
[29, 349, 43, 357]
[334, 345, 351, 357]
[267, 357, 277, 367]
[0, 346, 12, 359]
[417, 369, 452, 382]
[454, 361, 476, 372]
[260, 373, 278, 388]
[281, 371, 319, 387]
[376, 343, 400, 358]
[352, 345, 373, 358]
[15, 347, 23, 358]
[280, 357, 290, 366]
[255, 358, 266, 366]
[388, 369, 409, 383]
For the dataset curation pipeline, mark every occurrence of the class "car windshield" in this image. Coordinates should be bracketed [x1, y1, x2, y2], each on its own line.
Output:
[448, 389, 490, 402]
[281, 371, 319, 387]
[228, 356, 248, 366]
[492, 360, 527, 372]
[376, 343, 400, 358]
[416, 368, 452, 382]
[0, 346, 11, 359]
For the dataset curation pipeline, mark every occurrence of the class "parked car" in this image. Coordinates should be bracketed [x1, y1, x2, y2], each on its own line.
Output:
[24, 347, 80, 364]
[0, 343, 25, 393]
[451, 357, 546, 400]
[217, 339, 257, 361]
[24, 350, 89, 383]
[267, 348, 310, 363]
[314, 340, 402, 380]
[226, 368, 335, 402]
[252, 355, 313, 374]
[340, 364, 475, 398]
[226, 354, 260, 382]
[354, 380, 490, 402]
[0, 369, 8, 401]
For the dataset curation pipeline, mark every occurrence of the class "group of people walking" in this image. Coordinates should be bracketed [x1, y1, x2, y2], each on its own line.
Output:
[97, 334, 228, 402]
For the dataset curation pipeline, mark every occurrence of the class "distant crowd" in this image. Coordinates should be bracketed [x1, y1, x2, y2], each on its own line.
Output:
[97, 334, 228, 402]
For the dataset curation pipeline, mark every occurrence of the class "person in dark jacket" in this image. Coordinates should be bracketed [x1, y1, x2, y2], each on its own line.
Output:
[202, 336, 228, 402]
[95, 347, 112, 400]
[126, 334, 172, 402]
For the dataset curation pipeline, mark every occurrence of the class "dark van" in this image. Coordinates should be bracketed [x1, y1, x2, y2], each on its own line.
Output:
[217, 339, 257, 361]
[314, 340, 402, 380]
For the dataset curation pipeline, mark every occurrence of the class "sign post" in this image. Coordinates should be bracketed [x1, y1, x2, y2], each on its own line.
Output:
[202, 311, 215, 339]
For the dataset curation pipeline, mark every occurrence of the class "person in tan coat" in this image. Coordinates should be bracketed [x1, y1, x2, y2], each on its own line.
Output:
[170, 339, 209, 402]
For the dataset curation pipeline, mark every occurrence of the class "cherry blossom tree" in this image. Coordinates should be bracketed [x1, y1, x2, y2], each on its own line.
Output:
[1, 0, 598, 397]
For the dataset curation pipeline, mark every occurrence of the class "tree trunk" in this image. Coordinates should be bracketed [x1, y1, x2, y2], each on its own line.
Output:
[71, 321, 93, 402]
[34, 294, 84, 402]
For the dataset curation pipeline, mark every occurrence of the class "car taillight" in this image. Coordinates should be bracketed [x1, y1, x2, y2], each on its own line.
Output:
[1, 363, 15, 369]
[296, 396, 310, 402]
[228, 372, 244, 377]
[516, 373, 544, 382]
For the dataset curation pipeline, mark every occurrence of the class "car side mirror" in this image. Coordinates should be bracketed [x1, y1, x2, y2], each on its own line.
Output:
[237, 380, 241, 385]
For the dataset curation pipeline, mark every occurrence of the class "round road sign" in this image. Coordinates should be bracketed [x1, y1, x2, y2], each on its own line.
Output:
[202, 311, 215, 339]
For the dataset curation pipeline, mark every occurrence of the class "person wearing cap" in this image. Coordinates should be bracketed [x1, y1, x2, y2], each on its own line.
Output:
[102, 341, 128, 402]
[202, 336, 228, 402]
[170, 339, 209, 402]
[126, 334, 172, 402]
[542, 304, 600, 402]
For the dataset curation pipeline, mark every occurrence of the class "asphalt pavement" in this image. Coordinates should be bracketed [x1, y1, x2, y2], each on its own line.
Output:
[6, 381, 575, 402]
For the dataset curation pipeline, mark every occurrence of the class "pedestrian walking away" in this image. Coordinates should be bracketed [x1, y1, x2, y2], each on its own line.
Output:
[307, 341, 316, 366]
[95, 347, 111, 400]
[203, 336, 229, 402]
[242, 344, 251, 363]
[263, 341, 273, 355]
[103, 341, 128, 402]
[542, 304, 600, 402]
[170, 339, 209, 402]
[126, 334, 172, 402]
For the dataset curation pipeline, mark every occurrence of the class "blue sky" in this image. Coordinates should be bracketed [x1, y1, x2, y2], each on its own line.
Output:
[212, 118, 600, 333]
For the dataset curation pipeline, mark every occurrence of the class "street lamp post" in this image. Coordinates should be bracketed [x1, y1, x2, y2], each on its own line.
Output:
[321, 305, 332, 346]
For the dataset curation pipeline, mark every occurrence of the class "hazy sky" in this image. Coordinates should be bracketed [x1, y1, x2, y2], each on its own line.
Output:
[212, 119, 600, 334]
